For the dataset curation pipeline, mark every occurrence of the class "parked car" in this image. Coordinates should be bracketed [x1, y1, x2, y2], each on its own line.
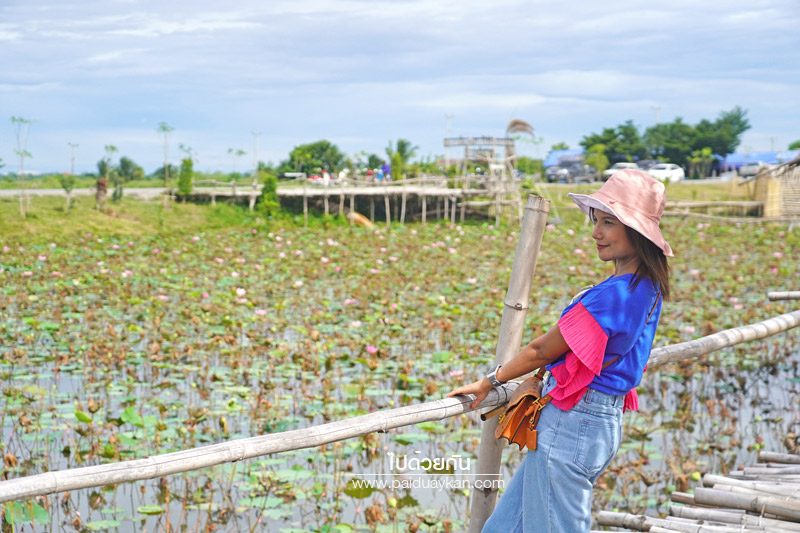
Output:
[636, 159, 658, 171]
[545, 162, 597, 183]
[648, 163, 685, 183]
[602, 162, 640, 181]
[738, 161, 773, 178]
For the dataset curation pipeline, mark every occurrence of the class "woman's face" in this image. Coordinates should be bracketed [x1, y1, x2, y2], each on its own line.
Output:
[590, 209, 638, 269]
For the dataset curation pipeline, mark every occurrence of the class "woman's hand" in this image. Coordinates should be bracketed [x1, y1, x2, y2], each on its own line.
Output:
[447, 378, 493, 410]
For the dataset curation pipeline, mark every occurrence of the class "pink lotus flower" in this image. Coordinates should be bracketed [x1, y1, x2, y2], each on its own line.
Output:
[255, 309, 267, 316]
[236, 287, 246, 297]
[366, 345, 378, 355]
[321, 257, 329, 264]
[37, 255, 47, 261]
[191, 236, 200, 242]
[773, 251, 784, 258]
[449, 369, 464, 378]
[294, 280, 304, 288]
[344, 298, 358, 305]
[202, 292, 210, 299]
[279, 252, 286, 259]
[152, 248, 160, 255]
[157, 294, 169, 302]
[682, 326, 696, 334]
[121, 270, 133, 278]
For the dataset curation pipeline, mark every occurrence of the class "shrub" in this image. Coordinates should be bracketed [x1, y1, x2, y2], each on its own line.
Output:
[178, 158, 194, 196]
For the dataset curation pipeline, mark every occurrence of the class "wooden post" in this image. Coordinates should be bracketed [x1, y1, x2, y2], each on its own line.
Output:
[370, 197, 375, 221]
[422, 194, 427, 224]
[450, 196, 457, 225]
[494, 188, 501, 227]
[384, 193, 391, 226]
[339, 192, 344, 217]
[436, 196, 441, 220]
[248, 193, 256, 211]
[401, 192, 407, 224]
[324, 192, 329, 216]
[444, 196, 449, 222]
[468, 195, 550, 533]
[349, 195, 355, 225]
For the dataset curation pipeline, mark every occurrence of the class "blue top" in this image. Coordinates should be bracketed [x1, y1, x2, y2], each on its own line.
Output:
[547, 273, 662, 396]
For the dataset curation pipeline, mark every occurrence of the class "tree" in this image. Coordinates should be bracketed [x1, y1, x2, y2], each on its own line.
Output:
[258, 168, 280, 218]
[580, 120, 647, 163]
[227, 148, 247, 181]
[282, 140, 345, 176]
[385, 138, 418, 180]
[177, 158, 194, 197]
[157, 122, 174, 187]
[788, 140, 800, 150]
[687, 147, 714, 179]
[692, 107, 750, 157]
[516, 156, 544, 176]
[59, 174, 76, 210]
[366, 153, 385, 169]
[118, 157, 144, 182]
[584, 144, 609, 175]
[643, 118, 695, 166]
[550, 142, 570, 151]
[10, 116, 33, 217]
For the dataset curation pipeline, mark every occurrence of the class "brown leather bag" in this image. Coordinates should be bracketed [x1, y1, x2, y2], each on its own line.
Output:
[482, 369, 549, 451]
[483, 355, 622, 451]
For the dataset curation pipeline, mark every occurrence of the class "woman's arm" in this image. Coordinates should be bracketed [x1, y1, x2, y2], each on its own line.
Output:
[446, 324, 570, 409]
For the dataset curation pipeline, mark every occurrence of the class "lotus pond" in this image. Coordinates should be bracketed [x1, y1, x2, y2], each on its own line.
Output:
[0, 197, 799, 532]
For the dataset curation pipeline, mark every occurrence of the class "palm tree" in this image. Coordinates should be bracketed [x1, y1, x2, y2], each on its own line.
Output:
[385, 138, 418, 180]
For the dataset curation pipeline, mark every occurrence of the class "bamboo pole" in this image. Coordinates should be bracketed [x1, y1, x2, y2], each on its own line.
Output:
[384, 193, 390, 226]
[400, 192, 407, 224]
[468, 195, 550, 533]
[422, 194, 427, 224]
[324, 192, 329, 216]
[693, 487, 800, 521]
[768, 291, 800, 301]
[648, 310, 800, 368]
[0, 384, 519, 503]
[759, 451, 800, 464]
[670, 505, 800, 532]
[450, 195, 457, 225]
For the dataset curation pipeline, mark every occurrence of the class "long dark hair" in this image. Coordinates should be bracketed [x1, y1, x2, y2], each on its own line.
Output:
[625, 225, 671, 301]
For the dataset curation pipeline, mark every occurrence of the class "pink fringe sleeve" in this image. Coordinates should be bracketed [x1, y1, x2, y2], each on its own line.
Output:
[549, 303, 609, 410]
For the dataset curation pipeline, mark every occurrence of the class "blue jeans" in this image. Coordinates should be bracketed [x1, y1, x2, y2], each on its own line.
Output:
[482, 375, 623, 533]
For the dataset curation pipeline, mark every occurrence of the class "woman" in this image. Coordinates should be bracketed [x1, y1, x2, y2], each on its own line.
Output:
[448, 170, 673, 532]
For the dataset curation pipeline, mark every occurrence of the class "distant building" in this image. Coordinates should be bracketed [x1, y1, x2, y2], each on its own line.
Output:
[722, 150, 800, 172]
[544, 149, 584, 168]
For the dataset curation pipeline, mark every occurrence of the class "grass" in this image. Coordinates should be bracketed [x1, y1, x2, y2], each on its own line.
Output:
[0, 180, 757, 244]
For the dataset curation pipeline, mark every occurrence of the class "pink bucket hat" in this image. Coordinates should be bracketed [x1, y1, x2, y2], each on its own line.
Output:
[568, 169, 674, 257]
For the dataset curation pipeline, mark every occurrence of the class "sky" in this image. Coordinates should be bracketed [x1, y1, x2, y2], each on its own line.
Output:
[1, 0, 798, 174]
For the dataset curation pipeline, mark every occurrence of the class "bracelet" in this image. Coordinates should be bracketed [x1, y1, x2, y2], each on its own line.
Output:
[485, 364, 505, 387]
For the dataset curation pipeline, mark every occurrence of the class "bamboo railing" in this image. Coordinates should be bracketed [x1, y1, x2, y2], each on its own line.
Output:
[0, 307, 798, 503]
[769, 291, 800, 301]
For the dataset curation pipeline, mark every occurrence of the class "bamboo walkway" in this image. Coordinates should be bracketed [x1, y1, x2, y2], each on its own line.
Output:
[597, 451, 800, 532]
[189, 175, 522, 224]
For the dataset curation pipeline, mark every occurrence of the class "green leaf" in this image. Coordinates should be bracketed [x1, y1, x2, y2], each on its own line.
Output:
[86, 519, 122, 531]
[137, 505, 164, 515]
[343, 478, 375, 499]
[121, 407, 144, 428]
[74, 410, 93, 423]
